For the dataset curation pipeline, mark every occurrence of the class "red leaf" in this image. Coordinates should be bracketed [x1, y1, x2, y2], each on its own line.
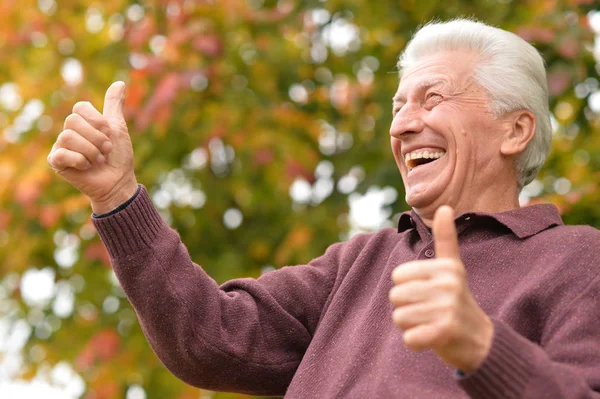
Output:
[126, 17, 156, 49]
[76, 329, 121, 371]
[516, 26, 555, 44]
[92, 330, 120, 361]
[286, 159, 313, 183]
[75, 346, 95, 371]
[253, 149, 274, 166]
[192, 34, 223, 57]
[558, 38, 579, 60]
[135, 73, 181, 131]
[84, 242, 111, 267]
[0, 210, 12, 229]
[39, 205, 60, 228]
[547, 70, 571, 95]
[15, 182, 41, 208]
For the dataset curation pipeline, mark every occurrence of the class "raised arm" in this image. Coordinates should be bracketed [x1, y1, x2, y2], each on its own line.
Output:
[91, 185, 338, 394]
[47, 83, 337, 395]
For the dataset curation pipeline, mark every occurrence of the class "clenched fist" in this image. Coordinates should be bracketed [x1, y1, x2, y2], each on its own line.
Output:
[48, 82, 138, 215]
[389, 206, 494, 372]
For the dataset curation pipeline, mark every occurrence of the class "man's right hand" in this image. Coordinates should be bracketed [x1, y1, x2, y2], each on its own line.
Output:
[47, 81, 138, 215]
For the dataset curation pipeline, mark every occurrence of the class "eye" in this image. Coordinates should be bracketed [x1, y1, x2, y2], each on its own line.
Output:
[424, 92, 443, 109]
[392, 104, 404, 117]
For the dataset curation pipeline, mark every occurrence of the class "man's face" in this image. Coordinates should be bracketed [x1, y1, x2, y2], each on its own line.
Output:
[390, 50, 510, 218]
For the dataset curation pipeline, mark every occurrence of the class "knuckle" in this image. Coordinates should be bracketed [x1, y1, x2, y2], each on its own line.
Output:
[88, 146, 100, 159]
[54, 147, 67, 158]
[56, 133, 67, 147]
[389, 286, 400, 303]
[437, 315, 456, 336]
[449, 296, 461, 311]
[391, 266, 403, 283]
[436, 276, 461, 292]
[438, 259, 455, 271]
[57, 129, 76, 146]
[65, 113, 81, 126]
[449, 263, 462, 275]
[432, 328, 451, 348]
[99, 118, 110, 131]
[451, 278, 465, 292]
[439, 296, 460, 315]
[93, 116, 111, 134]
[445, 260, 465, 276]
[404, 334, 417, 348]
[52, 148, 68, 165]
[72, 101, 91, 114]
[392, 308, 405, 325]
[76, 154, 88, 168]
[404, 333, 425, 351]
[427, 332, 445, 348]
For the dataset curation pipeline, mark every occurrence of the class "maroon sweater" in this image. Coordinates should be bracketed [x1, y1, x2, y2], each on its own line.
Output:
[93, 186, 600, 398]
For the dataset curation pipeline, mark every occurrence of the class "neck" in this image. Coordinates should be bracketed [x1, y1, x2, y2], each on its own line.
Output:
[414, 182, 521, 227]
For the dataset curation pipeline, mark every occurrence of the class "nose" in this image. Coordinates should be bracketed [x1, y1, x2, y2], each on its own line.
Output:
[389, 103, 425, 139]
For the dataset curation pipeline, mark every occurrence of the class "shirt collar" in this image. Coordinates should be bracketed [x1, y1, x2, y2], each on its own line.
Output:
[397, 204, 563, 239]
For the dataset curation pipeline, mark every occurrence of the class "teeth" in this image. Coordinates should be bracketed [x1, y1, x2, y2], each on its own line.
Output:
[404, 150, 446, 168]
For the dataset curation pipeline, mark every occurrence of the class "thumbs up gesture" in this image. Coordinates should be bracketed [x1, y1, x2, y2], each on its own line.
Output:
[389, 206, 494, 372]
[48, 82, 138, 214]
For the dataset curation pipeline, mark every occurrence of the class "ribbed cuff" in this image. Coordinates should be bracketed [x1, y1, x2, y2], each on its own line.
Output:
[92, 185, 142, 219]
[92, 185, 166, 259]
[458, 319, 534, 398]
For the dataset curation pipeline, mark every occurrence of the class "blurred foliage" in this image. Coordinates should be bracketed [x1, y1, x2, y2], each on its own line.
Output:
[0, 0, 598, 398]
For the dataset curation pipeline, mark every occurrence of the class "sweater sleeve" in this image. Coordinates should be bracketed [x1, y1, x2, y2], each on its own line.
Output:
[91, 185, 338, 396]
[459, 276, 600, 398]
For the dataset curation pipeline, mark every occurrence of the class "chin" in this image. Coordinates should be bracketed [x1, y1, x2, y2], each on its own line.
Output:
[406, 193, 429, 210]
[404, 180, 445, 209]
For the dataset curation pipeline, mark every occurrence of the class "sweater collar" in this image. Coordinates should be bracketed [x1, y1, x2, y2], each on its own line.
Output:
[397, 204, 563, 239]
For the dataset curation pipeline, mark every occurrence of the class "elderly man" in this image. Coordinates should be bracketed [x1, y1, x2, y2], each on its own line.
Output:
[48, 19, 599, 398]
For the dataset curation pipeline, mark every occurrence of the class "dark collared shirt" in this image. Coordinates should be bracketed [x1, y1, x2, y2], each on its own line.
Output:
[94, 186, 600, 398]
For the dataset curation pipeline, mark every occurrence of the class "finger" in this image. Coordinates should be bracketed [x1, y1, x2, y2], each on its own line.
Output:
[433, 205, 460, 260]
[47, 142, 58, 168]
[63, 113, 112, 154]
[72, 101, 113, 139]
[389, 280, 431, 306]
[103, 81, 126, 123]
[391, 260, 449, 284]
[48, 147, 92, 171]
[392, 303, 438, 330]
[403, 323, 440, 351]
[56, 129, 105, 165]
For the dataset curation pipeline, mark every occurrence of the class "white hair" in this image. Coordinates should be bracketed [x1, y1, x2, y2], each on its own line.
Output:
[397, 18, 552, 188]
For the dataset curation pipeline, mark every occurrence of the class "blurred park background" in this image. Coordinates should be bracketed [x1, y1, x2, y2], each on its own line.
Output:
[0, 0, 599, 398]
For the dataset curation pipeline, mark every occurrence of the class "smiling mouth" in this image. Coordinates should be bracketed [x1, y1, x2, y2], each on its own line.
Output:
[404, 150, 446, 170]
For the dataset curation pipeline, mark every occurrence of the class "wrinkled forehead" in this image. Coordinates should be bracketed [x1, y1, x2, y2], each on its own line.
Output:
[395, 51, 479, 98]
[393, 78, 446, 102]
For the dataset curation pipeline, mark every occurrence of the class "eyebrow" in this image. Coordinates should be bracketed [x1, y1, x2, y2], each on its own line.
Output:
[392, 79, 445, 102]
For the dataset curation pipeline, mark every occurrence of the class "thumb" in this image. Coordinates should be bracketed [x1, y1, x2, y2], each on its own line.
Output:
[103, 81, 126, 123]
[432, 205, 460, 260]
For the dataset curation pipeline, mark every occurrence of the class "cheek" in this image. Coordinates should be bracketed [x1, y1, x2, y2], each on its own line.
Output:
[461, 130, 502, 171]
[429, 104, 502, 167]
[390, 138, 404, 165]
[428, 106, 464, 138]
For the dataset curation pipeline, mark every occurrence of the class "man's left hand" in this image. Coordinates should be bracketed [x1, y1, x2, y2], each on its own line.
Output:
[389, 206, 494, 372]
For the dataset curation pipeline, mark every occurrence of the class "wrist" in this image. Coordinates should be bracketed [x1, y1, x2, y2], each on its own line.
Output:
[91, 181, 139, 215]
[461, 315, 494, 373]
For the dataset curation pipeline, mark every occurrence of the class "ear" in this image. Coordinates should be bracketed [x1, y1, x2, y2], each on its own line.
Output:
[500, 110, 536, 156]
